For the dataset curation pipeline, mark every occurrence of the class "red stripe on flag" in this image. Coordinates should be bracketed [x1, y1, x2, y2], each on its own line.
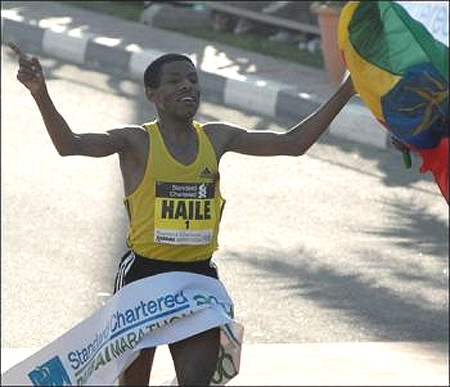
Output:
[418, 138, 449, 203]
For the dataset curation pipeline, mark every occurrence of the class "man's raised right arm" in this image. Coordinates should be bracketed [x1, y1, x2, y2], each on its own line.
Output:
[9, 42, 129, 157]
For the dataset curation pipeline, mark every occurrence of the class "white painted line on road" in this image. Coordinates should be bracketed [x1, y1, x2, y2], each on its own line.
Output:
[42, 29, 89, 65]
[224, 77, 282, 117]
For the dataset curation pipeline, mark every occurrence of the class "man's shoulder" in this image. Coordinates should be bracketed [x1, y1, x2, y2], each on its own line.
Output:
[202, 121, 247, 141]
[202, 121, 230, 143]
[202, 121, 227, 130]
[201, 121, 247, 158]
[202, 121, 245, 131]
[106, 125, 149, 155]
[108, 125, 148, 140]
[110, 124, 147, 133]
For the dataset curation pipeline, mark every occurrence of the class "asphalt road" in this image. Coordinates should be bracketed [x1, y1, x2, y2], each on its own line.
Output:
[2, 45, 448, 349]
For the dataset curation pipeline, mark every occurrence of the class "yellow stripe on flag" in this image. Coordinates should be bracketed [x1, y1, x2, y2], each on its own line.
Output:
[338, 1, 402, 121]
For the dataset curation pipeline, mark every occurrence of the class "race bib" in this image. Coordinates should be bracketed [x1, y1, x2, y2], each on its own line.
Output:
[154, 182, 217, 245]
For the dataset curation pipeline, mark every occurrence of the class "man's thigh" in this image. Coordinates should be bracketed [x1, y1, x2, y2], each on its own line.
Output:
[119, 347, 156, 386]
[169, 327, 220, 385]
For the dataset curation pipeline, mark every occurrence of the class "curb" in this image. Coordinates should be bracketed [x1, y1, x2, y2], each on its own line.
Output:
[2, 10, 388, 150]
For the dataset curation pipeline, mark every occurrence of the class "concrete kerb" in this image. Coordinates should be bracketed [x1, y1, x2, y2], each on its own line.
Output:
[1, 11, 388, 149]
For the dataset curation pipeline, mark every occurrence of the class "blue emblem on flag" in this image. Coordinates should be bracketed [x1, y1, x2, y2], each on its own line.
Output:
[28, 356, 72, 386]
[381, 63, 448, 148]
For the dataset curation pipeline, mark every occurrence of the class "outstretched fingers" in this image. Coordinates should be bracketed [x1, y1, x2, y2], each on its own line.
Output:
[8, 42, 43, 82]
[8, 42, 40, 68]
[7, 41, 23, 57]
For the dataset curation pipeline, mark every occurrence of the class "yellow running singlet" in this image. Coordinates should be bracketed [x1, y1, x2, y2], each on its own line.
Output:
[124, 121, 225, 262]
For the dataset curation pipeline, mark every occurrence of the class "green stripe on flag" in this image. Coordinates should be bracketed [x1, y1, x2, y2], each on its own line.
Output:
[348, 1, 448, 81]
[393, 2, 448, 81]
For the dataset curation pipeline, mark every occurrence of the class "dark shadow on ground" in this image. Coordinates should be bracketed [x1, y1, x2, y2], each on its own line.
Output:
[313, 128, 441, 197]
[225, 245, 448, 342]
[360, 198, 448, 258]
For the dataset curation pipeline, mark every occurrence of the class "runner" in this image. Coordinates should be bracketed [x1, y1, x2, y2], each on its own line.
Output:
[9, 42, 356, 386]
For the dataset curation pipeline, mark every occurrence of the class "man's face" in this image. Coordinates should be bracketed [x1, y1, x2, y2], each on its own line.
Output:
[148, 60, 200, 120]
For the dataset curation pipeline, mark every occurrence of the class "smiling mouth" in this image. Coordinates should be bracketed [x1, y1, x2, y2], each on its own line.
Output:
[178, 95, 198, 104]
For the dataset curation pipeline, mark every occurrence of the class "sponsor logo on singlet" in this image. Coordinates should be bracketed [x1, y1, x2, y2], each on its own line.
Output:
[154, 182, 216, 245]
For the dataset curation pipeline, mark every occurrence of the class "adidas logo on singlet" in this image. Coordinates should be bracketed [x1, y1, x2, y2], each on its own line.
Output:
[199, 167, 213, 178]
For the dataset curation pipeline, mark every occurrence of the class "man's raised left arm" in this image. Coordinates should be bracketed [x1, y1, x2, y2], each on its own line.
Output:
[216, 73, 356, 157]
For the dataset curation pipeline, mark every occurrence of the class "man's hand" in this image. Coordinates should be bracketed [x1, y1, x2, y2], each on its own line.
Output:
[8, 42, 46, 95]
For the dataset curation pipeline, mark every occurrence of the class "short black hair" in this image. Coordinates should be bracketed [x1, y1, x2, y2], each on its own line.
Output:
[143, 53, 195, 88]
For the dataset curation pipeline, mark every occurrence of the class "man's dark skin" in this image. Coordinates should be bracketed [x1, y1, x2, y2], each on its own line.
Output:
[10, 42, 356, 385]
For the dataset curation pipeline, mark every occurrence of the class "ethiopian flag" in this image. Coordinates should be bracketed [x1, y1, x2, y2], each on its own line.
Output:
[338, 1, 449, 203]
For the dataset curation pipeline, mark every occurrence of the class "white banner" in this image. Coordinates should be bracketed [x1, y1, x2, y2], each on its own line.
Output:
[1, 272, 244, 386]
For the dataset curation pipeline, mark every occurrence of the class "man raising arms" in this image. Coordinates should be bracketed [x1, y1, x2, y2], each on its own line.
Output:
[10, 42, 356, 386]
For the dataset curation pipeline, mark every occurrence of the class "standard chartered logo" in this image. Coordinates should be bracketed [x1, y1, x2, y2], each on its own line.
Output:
[198, 183, 207, 198]
[67, 290, 190, 384]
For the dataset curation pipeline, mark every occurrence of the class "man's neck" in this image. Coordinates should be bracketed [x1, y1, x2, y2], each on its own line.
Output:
[157, 115, 195, 142]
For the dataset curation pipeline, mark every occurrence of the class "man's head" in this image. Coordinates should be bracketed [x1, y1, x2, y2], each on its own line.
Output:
[144, 53, 200, 120]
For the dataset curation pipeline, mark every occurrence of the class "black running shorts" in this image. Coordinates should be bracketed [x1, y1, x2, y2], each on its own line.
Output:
[113, 250, 219, 293]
